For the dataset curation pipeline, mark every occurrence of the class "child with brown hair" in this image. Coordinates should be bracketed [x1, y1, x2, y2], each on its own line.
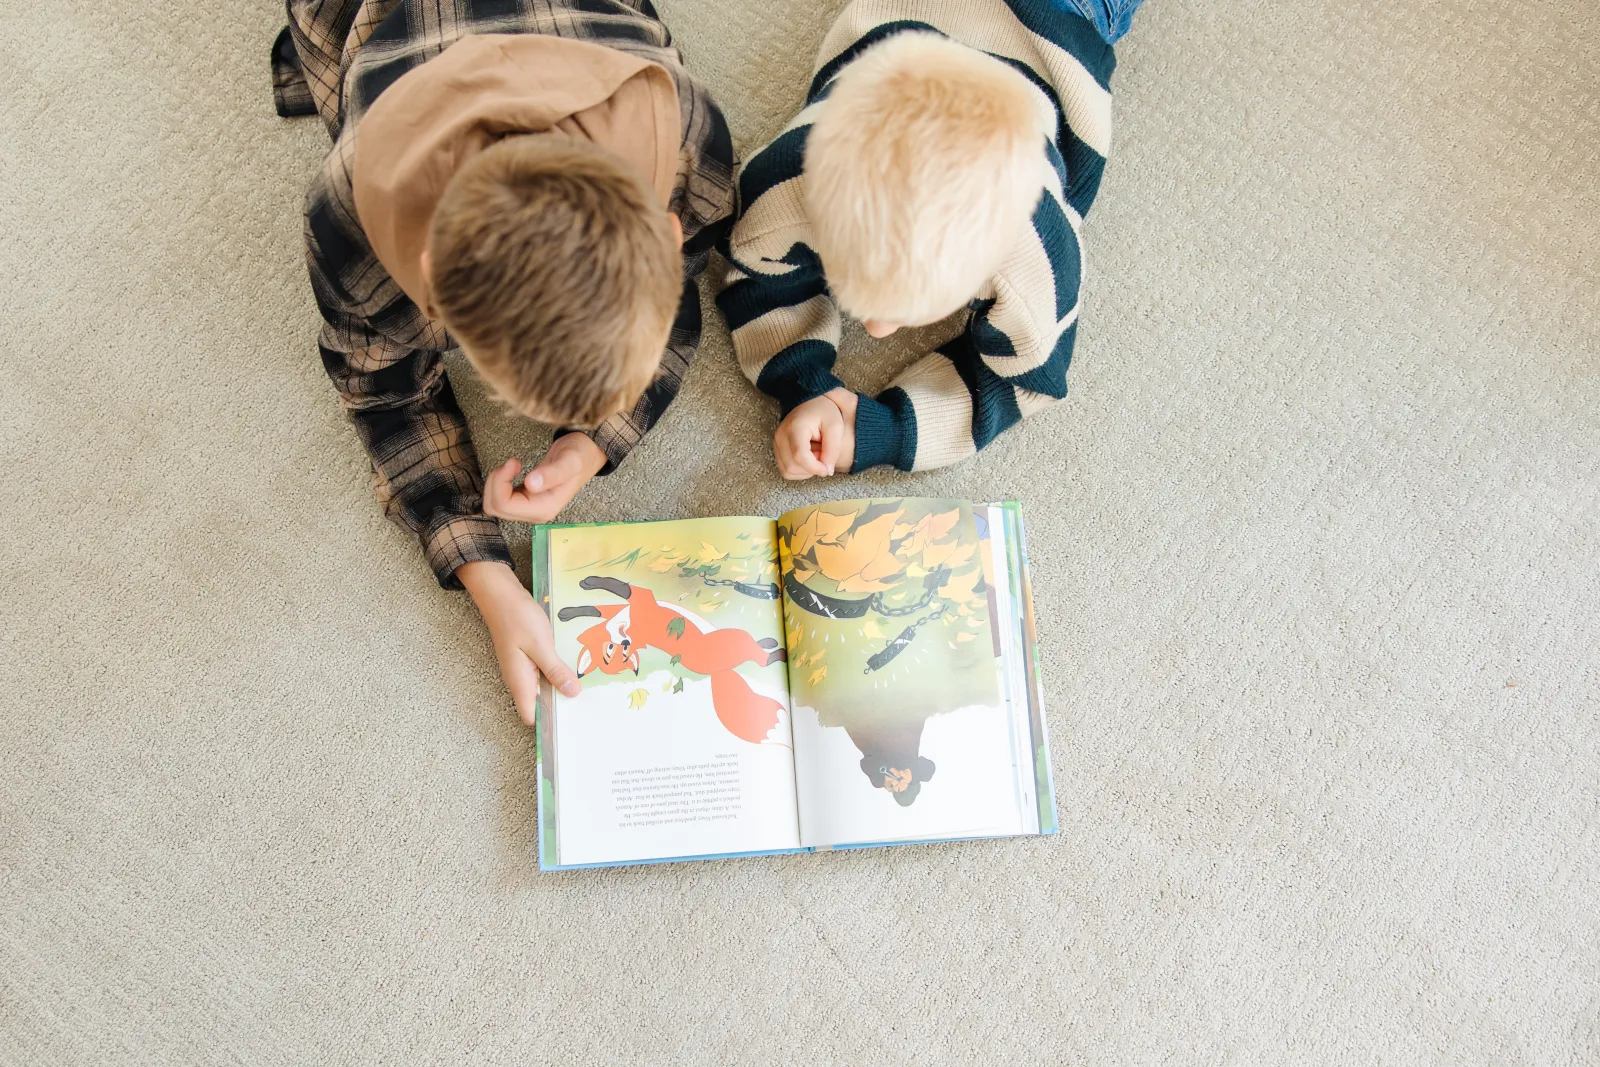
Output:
[274, 0, 735, 724]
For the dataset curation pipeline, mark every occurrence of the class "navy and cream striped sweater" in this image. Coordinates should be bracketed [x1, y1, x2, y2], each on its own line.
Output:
[716, 0, 1116, 472]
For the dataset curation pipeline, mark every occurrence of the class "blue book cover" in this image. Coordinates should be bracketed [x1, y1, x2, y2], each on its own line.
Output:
[532, 500, 1055, 871]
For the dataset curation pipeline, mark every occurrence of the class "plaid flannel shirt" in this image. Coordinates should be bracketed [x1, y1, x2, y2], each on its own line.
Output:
[273, 0, 736, 587]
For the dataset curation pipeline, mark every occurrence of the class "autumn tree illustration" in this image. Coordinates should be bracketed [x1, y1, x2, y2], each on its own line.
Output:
[777, 501, 991, 674]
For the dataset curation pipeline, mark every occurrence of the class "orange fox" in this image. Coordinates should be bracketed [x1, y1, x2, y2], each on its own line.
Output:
[557, 577, 787, 744]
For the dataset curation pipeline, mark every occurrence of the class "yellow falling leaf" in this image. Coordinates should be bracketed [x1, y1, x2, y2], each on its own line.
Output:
[647, 557, 676, 572]
[890, 515, 929, 556]
[808, 665, 828, 686]
[699, 541, 727, 562]
[812, 508, 855, 545]
[922, 538, 961, 568]
[787, 510, 820, 560]
[938, 567, 982, 603]
[862, 617, 886, 639]
[955, 631, 977, 643]
[627, 688, 649, 709]
[928, 508, 961, 540]
[814, 511, 904, 592]
[836, 573, 898, 594]
[943, 543, 976, 570]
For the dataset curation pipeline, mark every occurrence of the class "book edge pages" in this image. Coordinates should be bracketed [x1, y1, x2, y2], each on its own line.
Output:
[1005, 501, 1059, 836]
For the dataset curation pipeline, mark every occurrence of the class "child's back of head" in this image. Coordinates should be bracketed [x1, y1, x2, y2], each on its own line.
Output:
[803, 33, 1051, 327]
[429, 136, 682, 428]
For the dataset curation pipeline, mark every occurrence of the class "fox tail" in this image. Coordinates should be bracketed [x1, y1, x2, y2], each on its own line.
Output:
[708, 670, 783, 744]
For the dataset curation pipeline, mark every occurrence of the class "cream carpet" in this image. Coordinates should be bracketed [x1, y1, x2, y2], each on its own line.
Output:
[3, 0, 1597, 1062]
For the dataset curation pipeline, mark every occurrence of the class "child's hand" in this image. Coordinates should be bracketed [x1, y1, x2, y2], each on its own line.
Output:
[459, 559, 580, 726]
[483, 434, 607, 524]
[773, 388, 857, 480]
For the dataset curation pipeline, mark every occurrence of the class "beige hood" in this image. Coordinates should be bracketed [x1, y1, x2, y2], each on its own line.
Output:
[352, 33, 679, 319]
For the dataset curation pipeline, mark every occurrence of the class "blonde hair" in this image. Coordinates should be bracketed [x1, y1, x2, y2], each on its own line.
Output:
[803, 32, 1050, 325]
[429, 135, 681, 427]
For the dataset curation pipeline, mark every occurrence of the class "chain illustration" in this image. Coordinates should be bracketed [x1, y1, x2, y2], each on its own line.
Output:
[866, 583, 939, 618]
[864, 605, 950, 674]
[679, 567, 780, 601]
[680, 561, 956, 673]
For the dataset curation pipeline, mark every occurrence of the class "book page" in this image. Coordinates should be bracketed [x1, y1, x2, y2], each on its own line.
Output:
[541, 517, 800, 867]
[776, 499, 1029, 847]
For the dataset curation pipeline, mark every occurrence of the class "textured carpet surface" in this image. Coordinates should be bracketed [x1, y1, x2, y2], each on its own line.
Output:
[3, 0, 1598, 1063]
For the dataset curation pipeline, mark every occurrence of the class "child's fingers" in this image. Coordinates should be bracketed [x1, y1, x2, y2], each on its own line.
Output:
[772, 435, 796, 479]
[524, 438, 591, 494]
[775, 435, 814, 480]
[816, 424, 844, 478]
[500, 647, 542, 726]
[515, 477, 584, 524]
[482, 457, 523, 519]
[782, 420, 828, 478]
[772, 426, 797, 477]
[526, 639, 581, 700]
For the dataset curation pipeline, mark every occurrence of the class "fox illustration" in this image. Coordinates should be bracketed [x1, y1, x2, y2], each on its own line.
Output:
[557, 577, 787, 744]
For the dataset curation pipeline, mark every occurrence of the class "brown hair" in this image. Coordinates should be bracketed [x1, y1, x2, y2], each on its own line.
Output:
[429, 135, 681, 427]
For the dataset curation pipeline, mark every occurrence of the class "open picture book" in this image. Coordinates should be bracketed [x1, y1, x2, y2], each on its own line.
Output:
[532, 498, 1055, 870]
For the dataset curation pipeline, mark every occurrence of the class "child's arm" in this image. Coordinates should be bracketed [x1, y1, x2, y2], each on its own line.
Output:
[316, 324, 514, 588]
[716, 122, 847, 429]
[848, 183, 1086, 473]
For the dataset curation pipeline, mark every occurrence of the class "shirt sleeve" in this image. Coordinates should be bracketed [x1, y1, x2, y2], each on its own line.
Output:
[306, 158, 511, 590]
[851, 182, 1085, 472]
[716, 122, 845, 415]
[315, 326, 512, 590]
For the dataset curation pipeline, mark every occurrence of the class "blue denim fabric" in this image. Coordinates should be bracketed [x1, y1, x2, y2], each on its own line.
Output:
[1053, 0, 1143, 43]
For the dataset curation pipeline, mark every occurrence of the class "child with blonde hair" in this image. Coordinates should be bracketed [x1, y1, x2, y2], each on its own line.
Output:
[719, 0, 1139, 477]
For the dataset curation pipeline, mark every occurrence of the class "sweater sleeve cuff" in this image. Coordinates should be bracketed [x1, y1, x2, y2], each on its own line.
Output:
[754, 340, 846, 416]
[851, 389, 918, 472]
[778, 375, 846, 417]
[423, 513, 513, 590]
